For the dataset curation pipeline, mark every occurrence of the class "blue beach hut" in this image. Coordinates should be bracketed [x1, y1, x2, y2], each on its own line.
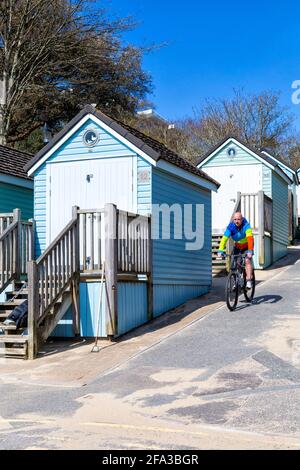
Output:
[23, 105, 219, 351]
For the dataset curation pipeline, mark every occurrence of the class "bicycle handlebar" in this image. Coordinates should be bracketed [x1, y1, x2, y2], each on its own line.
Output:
[216, 253, 248, 260]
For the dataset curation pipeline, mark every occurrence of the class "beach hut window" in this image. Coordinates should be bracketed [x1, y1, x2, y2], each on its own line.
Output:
[83, 129, 99, 147]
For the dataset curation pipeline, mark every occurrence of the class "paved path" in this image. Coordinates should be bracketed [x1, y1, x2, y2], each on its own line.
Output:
[1, 248, 300, 449]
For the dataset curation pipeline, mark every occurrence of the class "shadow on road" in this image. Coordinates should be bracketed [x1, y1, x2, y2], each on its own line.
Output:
[234, 294, 283, 311]
[251, 294, 283, 305]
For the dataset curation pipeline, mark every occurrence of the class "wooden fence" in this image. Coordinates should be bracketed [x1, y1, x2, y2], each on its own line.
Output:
[240, 193, 259, 229]
[77, 207, 151, 275]
[232, 191, 273, 233]
[78, 209, 103, 272]
[0, 209, 34, 293]
[117, 210, 151, 274]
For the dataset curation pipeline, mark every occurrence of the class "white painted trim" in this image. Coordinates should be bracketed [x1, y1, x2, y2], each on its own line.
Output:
[46, 164, 51, 247]
[274, 166, 291, 185]
[132, 156, 138, 213]
[261, 150, 297, 176]
[45, 154, 134, 165]
[0, 173, 33, 189]
[197, 138, 275, 170]
[28, 113, 157, 176]
[156, 160, 218, 192]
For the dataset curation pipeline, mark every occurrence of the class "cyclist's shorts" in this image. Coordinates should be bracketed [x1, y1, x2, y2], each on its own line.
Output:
[233, 246, 248, 256]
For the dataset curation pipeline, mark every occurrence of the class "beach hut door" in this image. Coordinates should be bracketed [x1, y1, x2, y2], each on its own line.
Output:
[47, 157, 136, 244]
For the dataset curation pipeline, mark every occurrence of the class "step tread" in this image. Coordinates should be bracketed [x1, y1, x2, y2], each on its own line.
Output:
[0, 310, 17, 315]
[0, 299, 27, 306]
[0, 323, 17, 330]
[0, 347, 27, 356]
[7, 290, 29, 296]
[0, 335, 28, 343]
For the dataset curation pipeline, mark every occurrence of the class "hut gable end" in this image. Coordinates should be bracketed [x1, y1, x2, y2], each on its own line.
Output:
[202, 140, 266, 168]
[46, 118, 137, 166]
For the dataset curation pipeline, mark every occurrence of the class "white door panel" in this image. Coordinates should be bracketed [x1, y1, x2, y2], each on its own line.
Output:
[205, 165, 261, 232]
[48, 157, 135, 243]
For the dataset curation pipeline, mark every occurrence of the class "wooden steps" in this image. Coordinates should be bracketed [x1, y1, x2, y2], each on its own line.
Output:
[0, 335, 28, 357]
[0, 281, 28, 358]
[212, 234, 226, 276]
[0, 335, 28, 343]
[0, 323, 17, 331]
[0, 278, 74, 358]
[5, 290, 28, 300]
[0, 299, 26, 307]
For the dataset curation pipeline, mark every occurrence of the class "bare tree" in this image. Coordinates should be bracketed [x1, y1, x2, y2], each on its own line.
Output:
[123, 112, 199, 163]
[119, 90, 298, 167]
[288, 137, 300, 170]
[0, 0, 152, 145]
[180, 90, 295, 161]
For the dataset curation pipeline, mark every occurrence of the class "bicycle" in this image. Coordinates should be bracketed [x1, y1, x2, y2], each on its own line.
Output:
[219, 253, 256, 311]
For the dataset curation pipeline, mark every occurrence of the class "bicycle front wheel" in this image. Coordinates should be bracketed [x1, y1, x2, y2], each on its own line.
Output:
[226, 272, 239, 311]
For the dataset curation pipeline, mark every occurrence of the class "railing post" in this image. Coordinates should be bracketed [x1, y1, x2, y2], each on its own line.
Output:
[28, 218, 35, 262]
[147, 216, 153, 321]
[13, 208, 21, 277]
[104, 203, 118, 337]
[258, 190, 265, 267]
[71, 206, 80, 334]
[28, 260, 39, 359]
[232, 192, 241, 216]
[72, 206, 80, 272]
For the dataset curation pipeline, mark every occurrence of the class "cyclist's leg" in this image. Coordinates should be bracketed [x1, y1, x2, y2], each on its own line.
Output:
[243, 248, 253, 280]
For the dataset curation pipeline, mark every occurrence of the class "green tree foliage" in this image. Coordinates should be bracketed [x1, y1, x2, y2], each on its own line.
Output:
[0, 0, 152, 146]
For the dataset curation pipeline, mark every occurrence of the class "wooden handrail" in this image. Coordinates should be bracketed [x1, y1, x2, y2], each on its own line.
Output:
[36, 217, 77, 264]
[28, 208, 80, 358]
[0, 223, 18, 293]
[0, 220, 18, 242]
[77, 208, 104, 214]
[0, 213, 14, 237]
[28, 208, 79, 326]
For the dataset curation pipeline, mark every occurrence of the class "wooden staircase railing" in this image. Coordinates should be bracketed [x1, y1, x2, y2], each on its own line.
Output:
[0, 220, 19, 293]
[0, 213, 14, 236]
[0, 209, 34, 294]
[27, 207, 80, 359]
[27, 204, 152, 358]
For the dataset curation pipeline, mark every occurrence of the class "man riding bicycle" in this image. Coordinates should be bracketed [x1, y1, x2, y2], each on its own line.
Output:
[217, 212, 254, 289]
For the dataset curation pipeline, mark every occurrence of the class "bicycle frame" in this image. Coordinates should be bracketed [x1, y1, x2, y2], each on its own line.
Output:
[226, 254, 247, 289]
[221, 252, 255, 310]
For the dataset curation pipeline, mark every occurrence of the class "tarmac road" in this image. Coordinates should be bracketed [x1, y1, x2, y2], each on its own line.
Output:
[1, 249, 300, 449]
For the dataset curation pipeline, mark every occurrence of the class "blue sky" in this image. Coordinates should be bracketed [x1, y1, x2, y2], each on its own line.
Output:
[101, 0, 300, 128]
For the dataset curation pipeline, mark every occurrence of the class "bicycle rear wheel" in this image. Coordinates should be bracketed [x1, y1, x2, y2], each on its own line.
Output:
[226, 272, 239, 311]
[243, 270, 255, 302]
